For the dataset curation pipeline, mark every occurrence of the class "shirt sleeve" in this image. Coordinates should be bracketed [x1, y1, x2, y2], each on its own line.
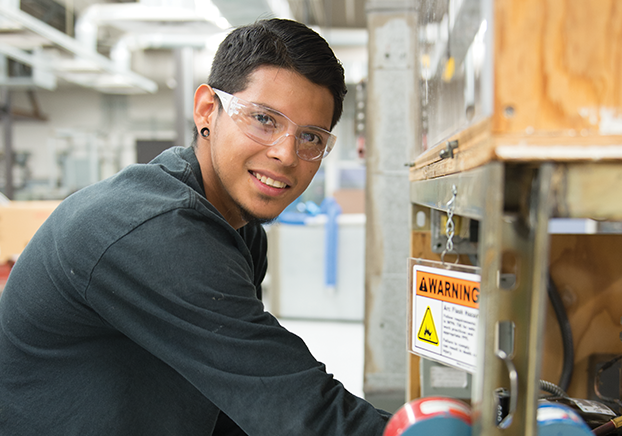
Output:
[84, 208, 390, 436]
[236, 221, 268, 301]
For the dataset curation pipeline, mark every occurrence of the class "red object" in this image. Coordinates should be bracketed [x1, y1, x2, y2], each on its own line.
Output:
[383, 397, 472, 436]
[0, 261, 13, 293]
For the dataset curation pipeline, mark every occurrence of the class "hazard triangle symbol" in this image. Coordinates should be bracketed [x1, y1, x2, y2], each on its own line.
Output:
[417, 306, 439, 345]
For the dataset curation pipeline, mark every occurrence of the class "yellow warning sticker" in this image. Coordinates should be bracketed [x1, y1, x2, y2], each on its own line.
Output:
[417, 306, 439, 345]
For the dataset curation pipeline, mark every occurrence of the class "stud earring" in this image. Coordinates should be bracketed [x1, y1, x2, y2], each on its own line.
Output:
[200, 127, 210, 138]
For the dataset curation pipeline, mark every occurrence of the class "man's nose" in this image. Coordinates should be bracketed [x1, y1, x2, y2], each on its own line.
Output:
[266, 133, 299, 166]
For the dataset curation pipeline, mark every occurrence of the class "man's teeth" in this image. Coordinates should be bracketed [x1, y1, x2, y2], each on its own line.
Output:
[253, 172, 287, 188]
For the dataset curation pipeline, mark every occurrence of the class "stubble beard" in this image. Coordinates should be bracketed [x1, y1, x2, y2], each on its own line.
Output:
[238, 204, 278, 227]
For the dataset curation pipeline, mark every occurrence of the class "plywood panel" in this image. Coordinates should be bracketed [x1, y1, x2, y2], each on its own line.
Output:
[542, 234, 622, 398]
[411, 0, 622, 182]
[493, 0, 622, 135]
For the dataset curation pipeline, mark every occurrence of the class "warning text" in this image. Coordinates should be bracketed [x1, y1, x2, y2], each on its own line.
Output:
[417, 270, 479, 309]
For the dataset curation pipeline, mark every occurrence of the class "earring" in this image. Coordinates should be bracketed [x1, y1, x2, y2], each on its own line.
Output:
[200, 127, 210, 138]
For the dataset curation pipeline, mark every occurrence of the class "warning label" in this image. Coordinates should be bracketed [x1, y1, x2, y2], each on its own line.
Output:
[410, 263, 481, 373]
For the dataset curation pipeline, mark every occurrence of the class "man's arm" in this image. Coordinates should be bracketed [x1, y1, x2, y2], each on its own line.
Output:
[85, 210, 389, 435]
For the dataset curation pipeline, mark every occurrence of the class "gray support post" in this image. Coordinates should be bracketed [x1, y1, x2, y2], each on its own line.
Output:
[364, 0, 419, 412]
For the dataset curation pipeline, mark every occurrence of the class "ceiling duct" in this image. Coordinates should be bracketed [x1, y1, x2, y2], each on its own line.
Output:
[0, 0, 232, 93]
[73, 0, 231, 75]
[0, 0, 366, 93]
[0, 2, 159, 93]
[74, 0, 230, 54]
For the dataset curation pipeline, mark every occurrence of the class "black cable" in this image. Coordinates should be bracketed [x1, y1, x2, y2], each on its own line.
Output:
[539, 380, 568, 398]
[547, 275, 574, 392]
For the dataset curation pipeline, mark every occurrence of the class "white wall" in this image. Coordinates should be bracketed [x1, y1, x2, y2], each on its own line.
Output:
[2, 84, 177, 198]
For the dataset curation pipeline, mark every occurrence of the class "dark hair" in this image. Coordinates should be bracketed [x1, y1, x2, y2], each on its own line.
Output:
[192, 19, 347, 145]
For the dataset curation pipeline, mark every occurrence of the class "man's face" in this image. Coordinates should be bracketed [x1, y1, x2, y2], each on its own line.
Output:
[194, 66, 334, 229]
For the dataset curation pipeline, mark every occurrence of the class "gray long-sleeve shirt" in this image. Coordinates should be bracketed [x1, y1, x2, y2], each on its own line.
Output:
[0, 146, 389, 435]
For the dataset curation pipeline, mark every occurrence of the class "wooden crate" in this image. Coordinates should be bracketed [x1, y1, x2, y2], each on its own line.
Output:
[412, 0, 622, 181]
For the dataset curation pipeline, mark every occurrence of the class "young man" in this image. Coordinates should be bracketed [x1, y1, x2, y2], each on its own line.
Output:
[0, 19, 391, 435]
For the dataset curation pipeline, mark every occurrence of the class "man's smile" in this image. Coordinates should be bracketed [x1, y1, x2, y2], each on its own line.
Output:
[251, 171, 289, 189]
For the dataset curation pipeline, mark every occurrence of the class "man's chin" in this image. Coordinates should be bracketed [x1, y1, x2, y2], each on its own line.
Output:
[239, 206, 279, 226]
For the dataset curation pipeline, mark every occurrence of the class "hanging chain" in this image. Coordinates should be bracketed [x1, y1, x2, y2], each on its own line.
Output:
[441, 185, 458, 264]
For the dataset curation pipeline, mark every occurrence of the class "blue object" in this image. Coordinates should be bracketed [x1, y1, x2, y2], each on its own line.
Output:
[537, 403, 592, 436]
[276, 211, 308, 225]
[276, 197, 342, 289]
[400, 416, 471, 436]
[277, 199, 321, 225]
[320, 198, 342, 289]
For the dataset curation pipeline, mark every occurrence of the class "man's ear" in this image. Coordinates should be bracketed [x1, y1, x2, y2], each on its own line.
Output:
[193, 84, 216, 129]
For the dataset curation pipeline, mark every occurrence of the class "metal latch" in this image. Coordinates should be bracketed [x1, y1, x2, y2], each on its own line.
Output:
[439, 140, 459, 159]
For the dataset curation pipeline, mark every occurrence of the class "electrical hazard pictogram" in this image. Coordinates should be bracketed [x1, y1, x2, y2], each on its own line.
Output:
[417, 306, 439, 345]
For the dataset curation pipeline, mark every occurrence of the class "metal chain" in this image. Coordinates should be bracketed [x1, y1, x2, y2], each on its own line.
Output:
[441, 185, 458, 264]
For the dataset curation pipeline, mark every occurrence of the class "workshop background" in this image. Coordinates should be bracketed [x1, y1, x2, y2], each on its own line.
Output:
[2, 0, 622, 430]
[0, 0, 412, 414]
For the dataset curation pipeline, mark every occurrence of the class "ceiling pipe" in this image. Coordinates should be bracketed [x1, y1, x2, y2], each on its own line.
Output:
[75, 1, 230, 54]
[71, 0, 231, 89]
[0, 5, 158, 93]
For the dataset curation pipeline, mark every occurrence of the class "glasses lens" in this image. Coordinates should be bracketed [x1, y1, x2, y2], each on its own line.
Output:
[231, 104, 286, 145]
[296, 129, 333, 161]
[223, 91, 336, 162]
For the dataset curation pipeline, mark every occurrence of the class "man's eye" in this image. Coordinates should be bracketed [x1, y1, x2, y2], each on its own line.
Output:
[252, 113, 276, 128]
[300, 131, 323, 145]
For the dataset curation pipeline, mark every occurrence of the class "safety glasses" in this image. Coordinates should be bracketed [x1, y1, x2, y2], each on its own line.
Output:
[213, 88, 336, 162]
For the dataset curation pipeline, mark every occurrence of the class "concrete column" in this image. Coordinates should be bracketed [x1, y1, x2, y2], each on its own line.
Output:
[364, 0, 419, 412]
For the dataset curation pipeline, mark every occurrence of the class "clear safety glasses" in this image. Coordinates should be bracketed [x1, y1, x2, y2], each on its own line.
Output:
[213, 88, 337, 162]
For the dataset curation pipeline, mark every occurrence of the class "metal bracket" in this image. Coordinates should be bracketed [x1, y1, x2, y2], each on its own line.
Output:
[439, 140, 459, 159]
[430, 208, 478, 255]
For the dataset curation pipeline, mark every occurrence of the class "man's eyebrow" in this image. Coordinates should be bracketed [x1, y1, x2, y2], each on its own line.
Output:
[252, 100, 331, 131]
[251, 99, 281, 113]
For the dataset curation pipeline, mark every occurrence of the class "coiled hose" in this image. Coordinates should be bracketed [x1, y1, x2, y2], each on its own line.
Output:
[539, 380, 568, 398]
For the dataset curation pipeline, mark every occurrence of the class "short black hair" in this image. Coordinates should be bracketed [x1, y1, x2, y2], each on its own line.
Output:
[192, 19, 347, 145]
